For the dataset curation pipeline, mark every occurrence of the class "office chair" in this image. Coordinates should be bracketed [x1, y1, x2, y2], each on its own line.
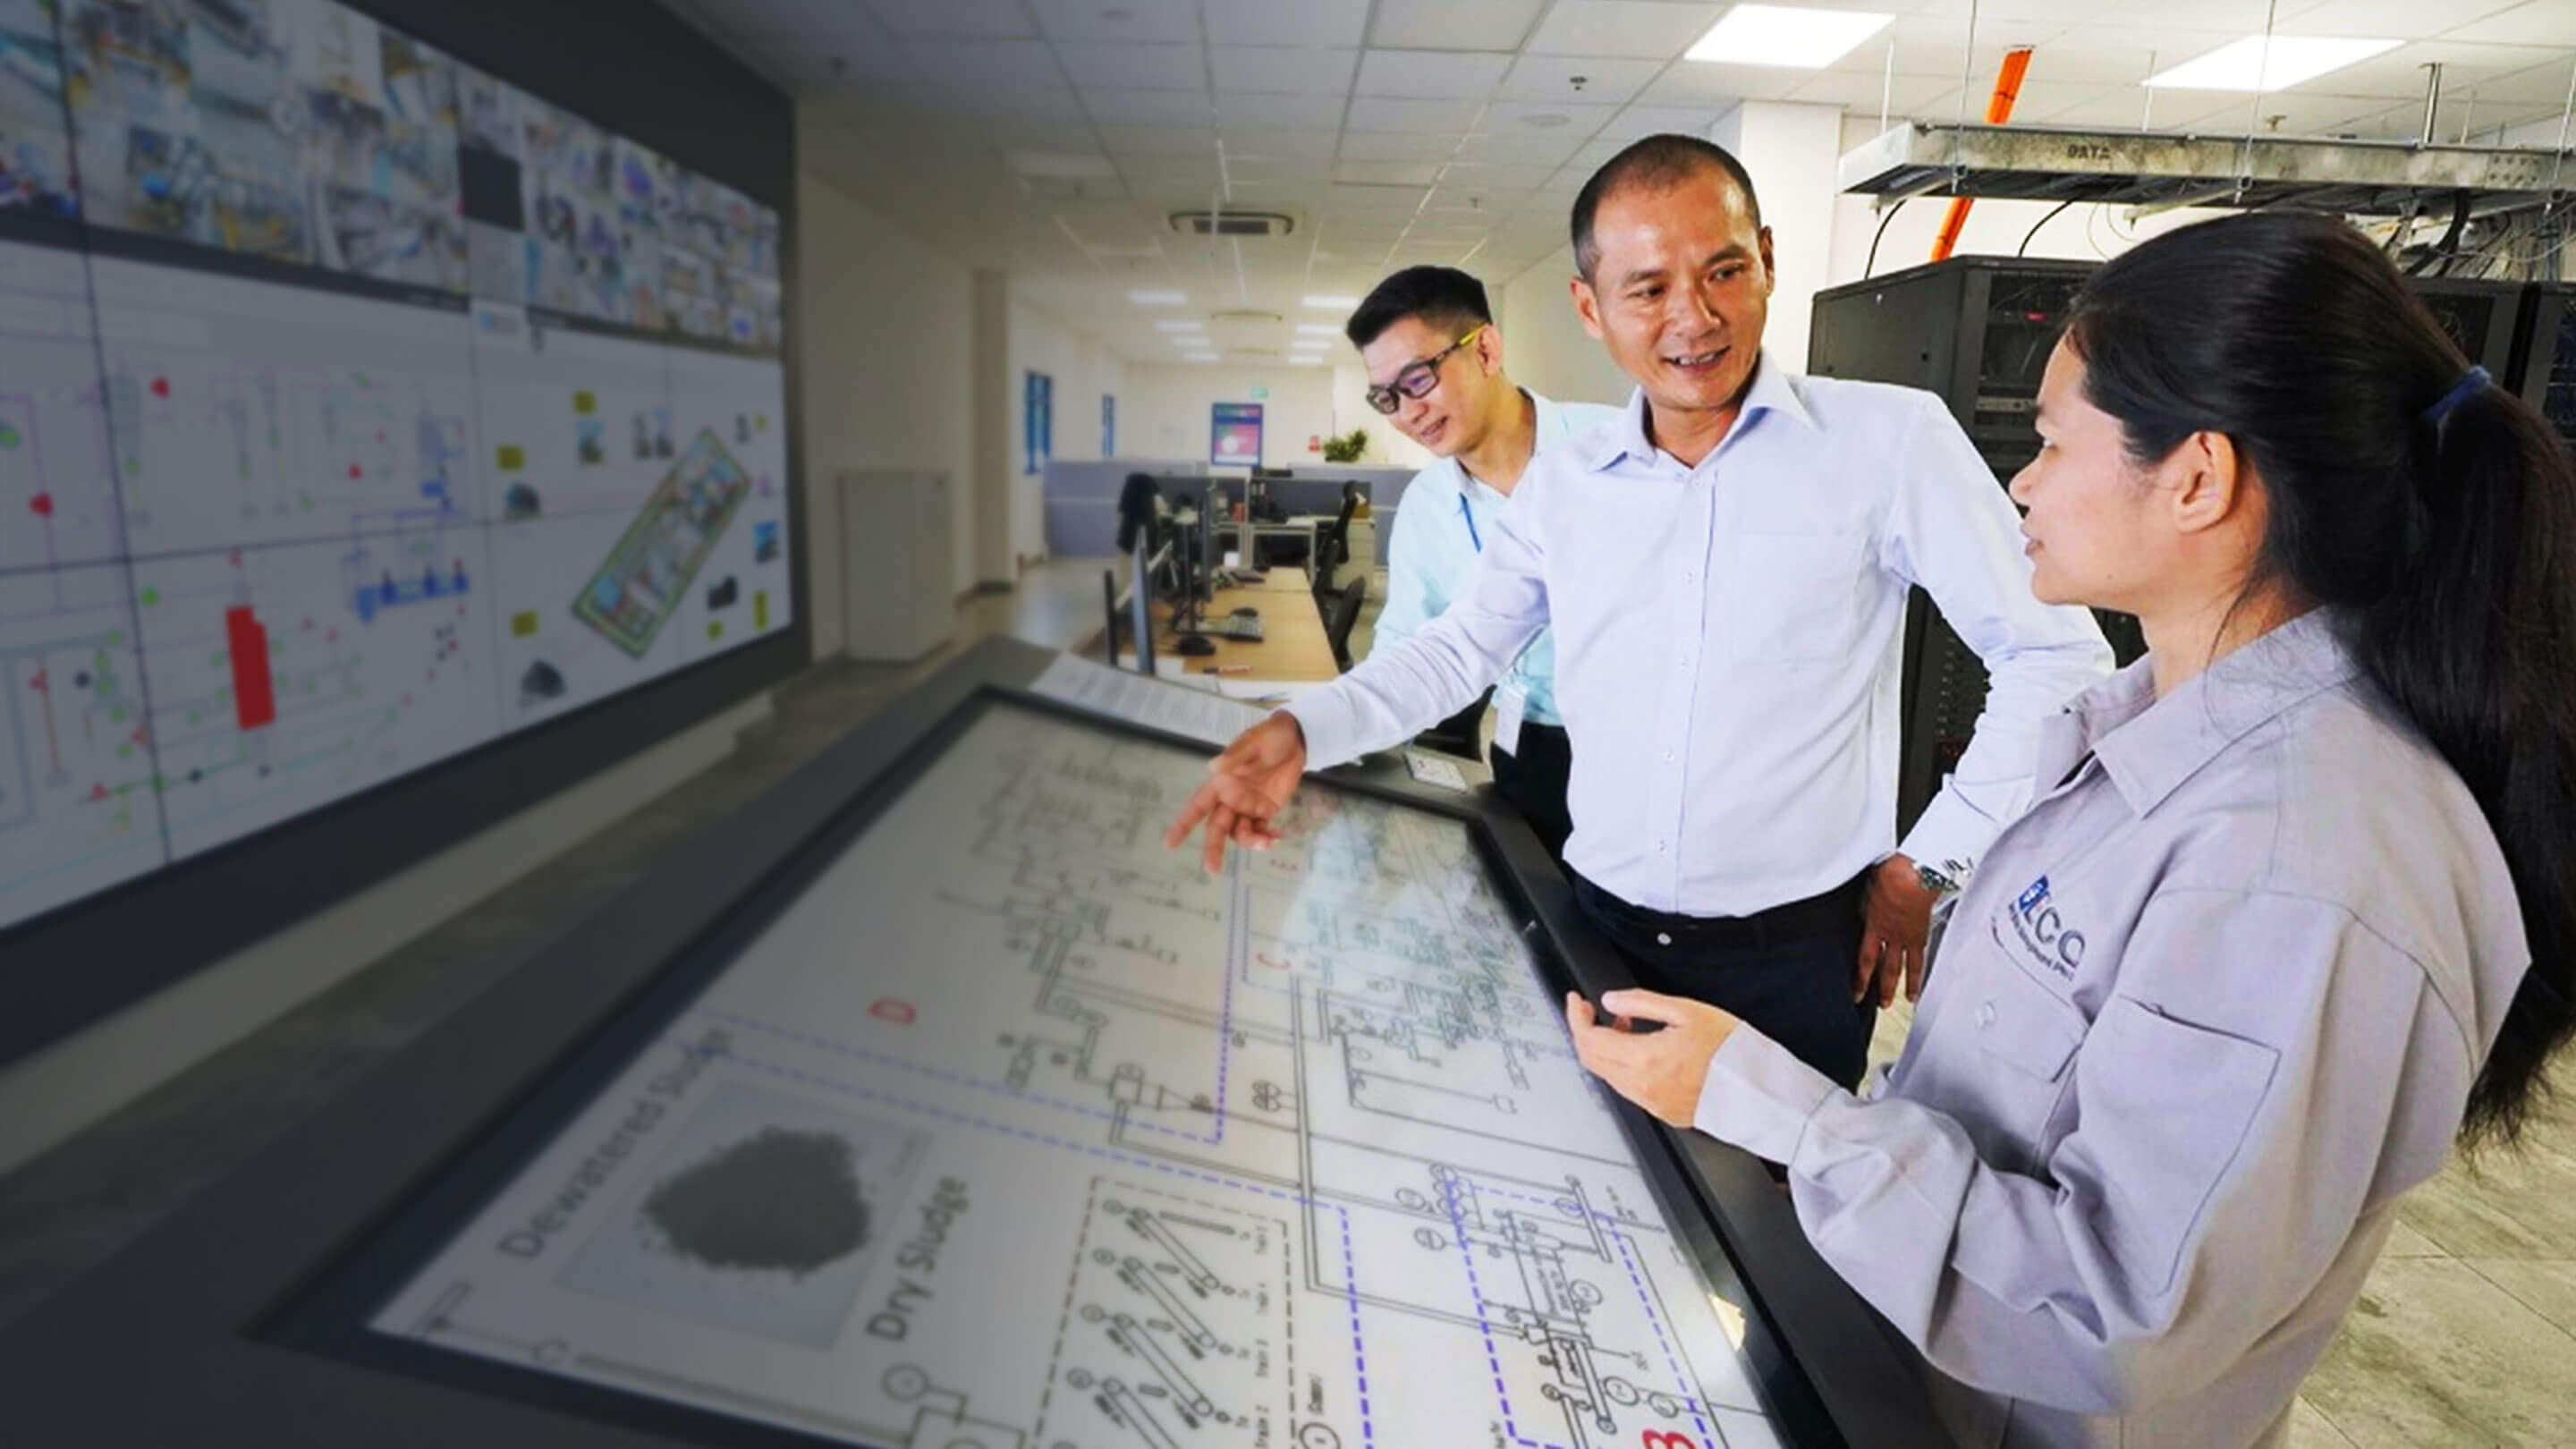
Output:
[1312, 487, 1361, 597]
[1413, 690, 1492, 760]
[1326, 575, 1368, 671]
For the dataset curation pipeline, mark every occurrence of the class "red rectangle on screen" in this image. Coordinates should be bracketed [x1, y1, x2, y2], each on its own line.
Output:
[227, 606, 275, 730]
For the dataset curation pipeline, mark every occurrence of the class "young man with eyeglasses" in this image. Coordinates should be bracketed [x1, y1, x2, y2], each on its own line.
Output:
[1169, 136, 2114, 1092]
[1348, 267, 1620, 861]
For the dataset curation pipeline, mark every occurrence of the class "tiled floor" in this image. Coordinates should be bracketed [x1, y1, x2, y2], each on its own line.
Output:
[2, 558, 2570, 1442]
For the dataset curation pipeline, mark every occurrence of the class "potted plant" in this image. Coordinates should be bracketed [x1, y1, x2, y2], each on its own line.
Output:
[1320, 428, 1368, 463]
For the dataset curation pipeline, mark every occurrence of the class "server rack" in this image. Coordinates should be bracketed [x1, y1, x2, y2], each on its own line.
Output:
[1812, 256, 2528, 834]
[1808, 257, 2122, 835]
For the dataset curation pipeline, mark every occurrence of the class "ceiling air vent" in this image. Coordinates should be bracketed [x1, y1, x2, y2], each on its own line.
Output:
[1169, 210, 1295, 237]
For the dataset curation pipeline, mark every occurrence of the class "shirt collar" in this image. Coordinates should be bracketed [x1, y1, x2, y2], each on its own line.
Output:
[1585, 351, 1813, 472]
[2081, 609, 2362, 816]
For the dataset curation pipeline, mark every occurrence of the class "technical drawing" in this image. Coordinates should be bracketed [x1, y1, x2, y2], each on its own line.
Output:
[372, 705, 1784, 1449]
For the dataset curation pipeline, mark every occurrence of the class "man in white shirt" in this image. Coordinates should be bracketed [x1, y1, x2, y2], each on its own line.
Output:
[1168, 135, 2113, 1088]
[1347, 266, 1622, 860]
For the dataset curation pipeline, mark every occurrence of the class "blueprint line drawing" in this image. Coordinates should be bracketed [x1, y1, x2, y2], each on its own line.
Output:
[372, 703, 1785, 1449]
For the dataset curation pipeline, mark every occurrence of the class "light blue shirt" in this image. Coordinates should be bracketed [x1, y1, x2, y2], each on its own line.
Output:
[1696, 611, 2528, 1446]
[1288, 355, 2115, 916]
[1367, 389, 1623, 730]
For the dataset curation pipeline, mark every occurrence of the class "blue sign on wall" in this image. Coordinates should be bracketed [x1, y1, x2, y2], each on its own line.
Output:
[1024, 371, 1054, 475]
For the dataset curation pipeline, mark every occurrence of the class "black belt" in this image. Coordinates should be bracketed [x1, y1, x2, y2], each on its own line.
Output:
[1570, 869, 1861, 953]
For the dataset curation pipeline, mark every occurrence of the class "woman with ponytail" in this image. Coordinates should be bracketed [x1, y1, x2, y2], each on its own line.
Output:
[1563, 209, 2576, 1448]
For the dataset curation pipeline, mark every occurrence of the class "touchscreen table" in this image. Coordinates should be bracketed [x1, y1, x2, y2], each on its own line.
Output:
[365, 698, 1791, 1449]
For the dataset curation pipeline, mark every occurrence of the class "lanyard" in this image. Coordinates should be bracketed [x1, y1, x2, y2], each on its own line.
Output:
[1458, 493, 1481, 553]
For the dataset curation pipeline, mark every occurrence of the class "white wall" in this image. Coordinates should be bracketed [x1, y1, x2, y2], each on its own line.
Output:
[1010, 289, 1125, 564]
[794, 157, 976, 649]
[1123, 364, 1338, 469]
[1495, 253, 1635, 411]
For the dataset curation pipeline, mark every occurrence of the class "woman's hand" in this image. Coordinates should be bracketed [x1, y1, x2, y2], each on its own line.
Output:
[1564, 989, 1740, 1128]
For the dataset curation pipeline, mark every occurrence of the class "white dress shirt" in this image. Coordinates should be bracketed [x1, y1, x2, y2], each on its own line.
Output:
[1287, 355, 2114, 916]
[1695, 612, 2529, 1446]
[1368, 389, 1623, 728]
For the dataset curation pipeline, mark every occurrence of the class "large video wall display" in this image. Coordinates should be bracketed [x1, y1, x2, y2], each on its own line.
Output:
[0, 0, 792, 934]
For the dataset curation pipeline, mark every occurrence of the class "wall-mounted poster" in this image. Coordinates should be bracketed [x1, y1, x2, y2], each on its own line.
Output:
[1210, 401, 1260, 467]
[1022, 370, 1051, 476]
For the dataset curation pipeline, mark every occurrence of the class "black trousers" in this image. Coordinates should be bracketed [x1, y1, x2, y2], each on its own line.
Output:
[1571, 869, 1876, 1091]
[1490, 723, 1572, 863]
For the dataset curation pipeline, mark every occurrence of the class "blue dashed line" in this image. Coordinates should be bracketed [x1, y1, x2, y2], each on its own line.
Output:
[1613, 1228, 1716, 1449]
[1437, 1172, 1556, 1449]
[1335, 1206, 1375, 1449]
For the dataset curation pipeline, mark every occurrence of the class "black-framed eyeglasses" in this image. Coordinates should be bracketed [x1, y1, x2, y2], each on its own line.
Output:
[1364, 324, 1487, 415]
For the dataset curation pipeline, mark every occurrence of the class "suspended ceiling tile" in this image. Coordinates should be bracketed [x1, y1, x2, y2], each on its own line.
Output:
[1083, 89, 1220, 126]
[1204, 0, 1370, 47]
[1595, 102, 1730, 142]
[1483, 98, 1625, 134]
[1214, 92, 1352, 130]
[865, 0, 1036, 40]
[1097, 123, 1221, 157]
[1347, 96, 1488, 132]
[1335, 159, 1449, 186]
[1435, 161, 1566, 191]
[1368, 0, 1549, 52]
[1210, 46, 1363, 95]
[1640, 62, 1814, 104]
[1339, 130, 1469, 161]
[1224, 128, 1344, 159]
[897, 38, 1067, 89]
[1024, 0, 1204, 44]
[1054, 41, 1207, 91]
[1498, 55, 1668, 106]
[1450, 130, 1591, 167]
[2442, 0, 2576, 45]
[1354, 48, 1516, 98]
[1526, 2, 1727, 61]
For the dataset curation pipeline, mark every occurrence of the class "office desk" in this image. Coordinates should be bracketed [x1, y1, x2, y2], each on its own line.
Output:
[1216, 518, 1316, 577]
[1159, 570, 1338, 681]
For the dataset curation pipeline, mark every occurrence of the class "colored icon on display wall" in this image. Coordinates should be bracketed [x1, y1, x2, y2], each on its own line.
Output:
[569, 428, 753, 658]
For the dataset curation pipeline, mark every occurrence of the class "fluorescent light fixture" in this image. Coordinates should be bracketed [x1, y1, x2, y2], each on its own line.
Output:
[1687, 4, 1893, 69]
[1294, 323, 1340, 335]
[1181, 353, 1218, 363]
[1291, 339, 1334, 351]
[1303, 294, 1359, 309]
[1128, 289, 1186, 305]
[2144, 36, 2399, 91]
[1156, 318, 1206, 332]
[1289, 355, 1324, 366]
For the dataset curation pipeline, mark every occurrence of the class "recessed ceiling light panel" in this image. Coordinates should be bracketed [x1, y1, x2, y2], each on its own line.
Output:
[1686, 5, 1894, 70]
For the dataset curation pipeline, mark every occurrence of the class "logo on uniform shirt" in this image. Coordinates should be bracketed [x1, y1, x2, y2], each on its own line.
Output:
[2005, 874, 2087, 979]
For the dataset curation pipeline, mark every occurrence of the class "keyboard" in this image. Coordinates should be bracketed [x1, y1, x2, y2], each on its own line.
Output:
[1205, 616, 1264, 641]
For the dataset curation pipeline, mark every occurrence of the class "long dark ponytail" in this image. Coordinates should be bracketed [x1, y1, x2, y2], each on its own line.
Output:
[2064, 210, 2576, 1146]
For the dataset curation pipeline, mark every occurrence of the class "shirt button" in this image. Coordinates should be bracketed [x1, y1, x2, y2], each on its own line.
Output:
[1662, 750, 1675, 763]
[1657, 840, 1668, 854]
[1656, 932, 1673, 946]
[1977, 1000, 1998, 1029]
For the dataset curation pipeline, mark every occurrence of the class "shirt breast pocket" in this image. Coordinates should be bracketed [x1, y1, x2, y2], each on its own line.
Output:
[1731, 531, 1870, 664]
[1964, 963, 2088, 1170]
